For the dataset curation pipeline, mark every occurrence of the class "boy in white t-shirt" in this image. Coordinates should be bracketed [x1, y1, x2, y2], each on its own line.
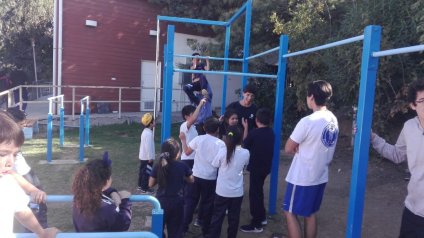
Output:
[137, 113, 155, 194]
[180, 116, 226, 236]
[283, 80, 339, 238]
[0, 113, 58, 238]
[180, 99, 206, 227]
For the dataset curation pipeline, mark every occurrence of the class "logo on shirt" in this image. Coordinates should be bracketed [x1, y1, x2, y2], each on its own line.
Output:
[321, 122, 338, 148]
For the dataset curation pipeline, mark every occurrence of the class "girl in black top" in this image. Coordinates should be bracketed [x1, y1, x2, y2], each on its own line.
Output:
[149, 138, 194, 238]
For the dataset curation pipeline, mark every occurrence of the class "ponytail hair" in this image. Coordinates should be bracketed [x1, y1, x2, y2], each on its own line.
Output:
[72, 153, 112, 216]
[157, 138, 180, 188]
[224, 125, 242, 165]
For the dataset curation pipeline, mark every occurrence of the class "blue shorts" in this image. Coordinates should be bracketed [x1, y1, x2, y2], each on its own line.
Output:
[282, 182, 326, 217]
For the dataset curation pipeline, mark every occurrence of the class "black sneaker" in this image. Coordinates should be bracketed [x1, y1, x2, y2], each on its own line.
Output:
[193, 218, 202, 227]
[138, 188, 155, 195]
[240, 224, 263, 233]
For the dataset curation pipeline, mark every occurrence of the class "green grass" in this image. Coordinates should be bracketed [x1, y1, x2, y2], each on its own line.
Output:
[20, 122, 181, 231]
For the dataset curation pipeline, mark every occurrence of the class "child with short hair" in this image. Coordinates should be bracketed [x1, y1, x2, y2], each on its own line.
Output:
[371, 79, 424, 236]
[137, 113, 155, 194]
[180, 116, 226, 236]
[149, 138, 194, 238]
[208, 125, 250, 238]
[0, 113, 58, 238]
[283, 80, 338, 238]
[72, 152, 132, 232]
[240, 107, 275, 233]
[3, 107, 48, 229]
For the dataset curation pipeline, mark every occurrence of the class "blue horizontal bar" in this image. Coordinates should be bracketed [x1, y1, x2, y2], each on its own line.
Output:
[158, 16, 227, 27]
[174, 54, 244, 62]
[284, 35, 364, 58]
[46, 195, 162, 210]
[228, 4, 247, 24]
[175, 68, 277, 79]
[15, 232, 158, 238]
[372, 44, 424, 57]
[246, 47, 280, 60]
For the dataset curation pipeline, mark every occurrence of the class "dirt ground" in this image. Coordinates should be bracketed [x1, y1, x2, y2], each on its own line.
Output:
[178, 133, 407, 238]
[23, 127, 407, 238]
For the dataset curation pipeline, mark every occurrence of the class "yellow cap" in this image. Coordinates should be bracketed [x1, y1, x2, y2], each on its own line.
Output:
[141, 113, 153, 126]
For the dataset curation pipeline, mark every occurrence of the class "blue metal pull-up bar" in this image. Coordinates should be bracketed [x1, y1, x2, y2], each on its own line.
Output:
[157, 15, 227, 26]
[174, 68, 277, 79]
[174, 54, 244, 62]
[284, 35, 364, 58]
[372, 44, 424, 57]
[15, 195, 164, 238]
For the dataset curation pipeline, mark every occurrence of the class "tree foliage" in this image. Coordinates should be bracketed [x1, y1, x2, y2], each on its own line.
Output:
[0, 0, 53, 84]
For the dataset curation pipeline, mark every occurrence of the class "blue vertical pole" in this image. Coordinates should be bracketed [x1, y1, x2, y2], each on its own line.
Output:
[269, 35, 289, 215]
[241, 0, 252, 88]
[160, 43, 167, 144]
[346, 25, 381, 238]
[46, 113, 53, 162]
[221, 25, 231, 115]
[161, 25, 175, 143]
[59, 107, 64, 147]
[79, 114, 85, 162]
[85, 107, 90, 146]
[151, 209, 164, 238]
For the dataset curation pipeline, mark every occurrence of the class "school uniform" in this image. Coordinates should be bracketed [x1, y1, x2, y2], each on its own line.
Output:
[72, 193, 132, 232]
[208, 146, 250, 238]
[0, 174, 29, 238]
[138, 127, 155, 190]
[182, 134, 226, 235]
[151, 161, 192, 238]
[283, 110, 338, 216]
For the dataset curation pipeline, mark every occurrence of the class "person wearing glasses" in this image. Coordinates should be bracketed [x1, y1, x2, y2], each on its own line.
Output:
[371, 79, 424, 237]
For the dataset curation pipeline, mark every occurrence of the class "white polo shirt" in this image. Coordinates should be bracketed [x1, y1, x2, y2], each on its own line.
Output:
[0, 174, 30, 238]
[213, 146, 249, 197]
[180, 121, 197, 160]
[189, 134, 226, 180]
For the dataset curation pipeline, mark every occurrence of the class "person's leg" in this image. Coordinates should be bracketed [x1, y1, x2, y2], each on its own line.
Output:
[138, 160, 148, 189]
[207, 194, 228, 238]
[183, 83, 200, 105]
[284, 211, 302, 238]
[166, 198, 184, 238]
[227, 196, 243, 238]
[399, 206, 424, 238]
[304, 214, 317, 238]
[183, 177, 201, 232]
[198, 178, 216, 235]
[249, 171, 267, 227]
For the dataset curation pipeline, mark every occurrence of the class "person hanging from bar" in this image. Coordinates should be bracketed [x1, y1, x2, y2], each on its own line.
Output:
[183, 53, 213, 135]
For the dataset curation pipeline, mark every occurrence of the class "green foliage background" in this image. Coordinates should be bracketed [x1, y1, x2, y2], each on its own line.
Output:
[150, 0, 424, 134]
[0, 0, 53, 83]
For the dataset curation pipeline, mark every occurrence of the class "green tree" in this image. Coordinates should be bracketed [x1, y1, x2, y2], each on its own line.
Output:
[0, 0, 53, 84]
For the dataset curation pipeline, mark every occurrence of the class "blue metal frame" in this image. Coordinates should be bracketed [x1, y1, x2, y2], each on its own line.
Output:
[268, 35, 289, 215]
[161, 25, 175, 143]
[174, 68, 277, 79]
[346, 25, 381, 238]
[59, 107, 64, 146]
[79, 97, 90, 162]
[46, 113, 53, 163]
[221, 25, 231, 115]
[15, 195, 164, 238]
[241, 0, 252, 88]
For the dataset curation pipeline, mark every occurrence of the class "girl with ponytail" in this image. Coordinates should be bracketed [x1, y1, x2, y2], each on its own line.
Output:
[149, 138, 194, 238]
[72, 152, 132, 232]
[208, 125, 250, 238]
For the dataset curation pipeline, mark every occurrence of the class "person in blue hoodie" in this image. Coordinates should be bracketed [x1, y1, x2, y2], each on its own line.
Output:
[72, 152, 132, 232]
